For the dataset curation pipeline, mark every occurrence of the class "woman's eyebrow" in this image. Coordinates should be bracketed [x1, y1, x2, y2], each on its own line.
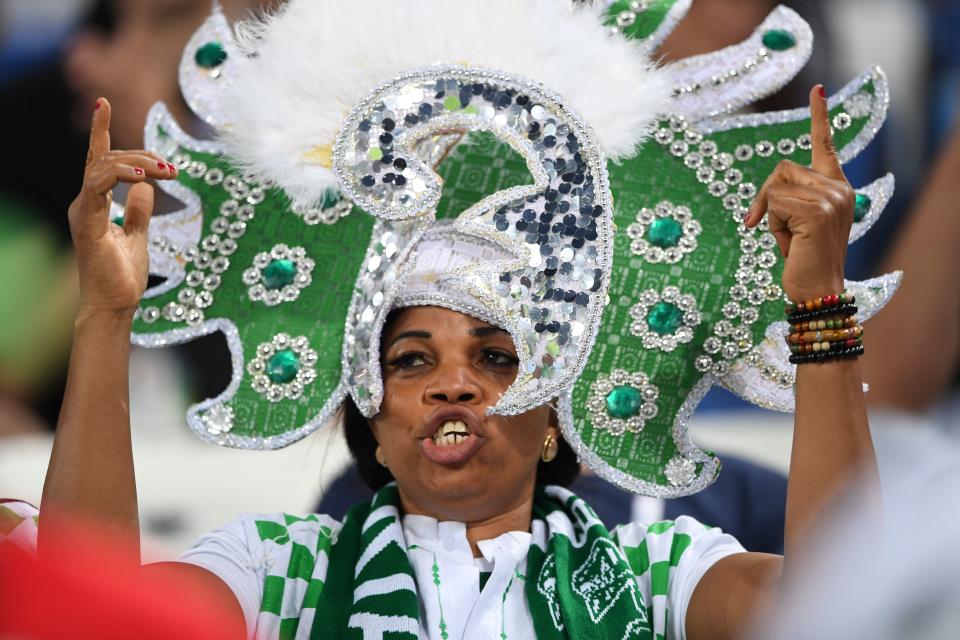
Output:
[386, 330, 431, 349]
[470, 326, 510, 338]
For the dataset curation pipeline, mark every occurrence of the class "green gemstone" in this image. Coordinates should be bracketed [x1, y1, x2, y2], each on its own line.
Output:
[368, 147, 383, 161]
[443, 95, 461, 111]
[605, 385, 643, 419]
[762, 29, 797, 51]
[261, 259, 297, 290]
[195, 41, 227, 68]
[647, 301, 684, 335]
[319, 190, 340, 210]
[647, 218, 683, 248]
[266, 349, 300, 384]
[111, 215, 124, 226]
[854, 193, 871, 223]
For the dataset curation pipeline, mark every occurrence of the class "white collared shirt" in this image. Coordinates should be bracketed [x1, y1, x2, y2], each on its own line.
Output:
[181, 510, 743, 639]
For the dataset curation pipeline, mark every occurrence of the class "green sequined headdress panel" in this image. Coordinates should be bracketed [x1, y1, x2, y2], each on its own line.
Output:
[129, 0, 898, 497]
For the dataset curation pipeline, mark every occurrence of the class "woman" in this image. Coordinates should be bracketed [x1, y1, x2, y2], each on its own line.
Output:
[36, 79, 877, 638]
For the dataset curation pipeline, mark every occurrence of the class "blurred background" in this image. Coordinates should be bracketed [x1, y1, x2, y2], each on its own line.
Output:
[0, 0, 957, 581]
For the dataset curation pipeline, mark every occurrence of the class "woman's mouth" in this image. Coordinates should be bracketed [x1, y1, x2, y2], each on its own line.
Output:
[420, 419, 483, 465]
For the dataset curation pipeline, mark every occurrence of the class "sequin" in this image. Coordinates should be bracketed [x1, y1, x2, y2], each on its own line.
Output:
[333, 66, 613, 417]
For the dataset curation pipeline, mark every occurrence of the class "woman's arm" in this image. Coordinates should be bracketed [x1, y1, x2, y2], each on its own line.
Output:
[686, 85, 878, 639]
[39, 98, 175, 558]
[38, 98, 246, 627]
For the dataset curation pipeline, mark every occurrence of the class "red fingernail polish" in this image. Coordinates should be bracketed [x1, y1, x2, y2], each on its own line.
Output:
[134, 167, 144, 176]
[818, 85, 826, 99]
[158, 161, 166, 170]
[94, 99, 101, 111]
[166, 162, 177, 173]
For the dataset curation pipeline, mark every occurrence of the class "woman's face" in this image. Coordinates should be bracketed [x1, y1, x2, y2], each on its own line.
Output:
[369, 306, 557, 523]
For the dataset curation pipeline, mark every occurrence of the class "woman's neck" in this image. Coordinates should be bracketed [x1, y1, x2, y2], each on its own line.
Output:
[399, 492, 535, 557]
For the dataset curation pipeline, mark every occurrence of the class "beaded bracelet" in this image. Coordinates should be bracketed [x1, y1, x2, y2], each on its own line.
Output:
[785, 292, 856, 316]
[789, 343, 864, 365]
[789, 337, 862, 355]
[790, 316, 858, 333]
[788, 304, 858, 324]
[786, 325, 863, 345]
[785, 291, 864, 365]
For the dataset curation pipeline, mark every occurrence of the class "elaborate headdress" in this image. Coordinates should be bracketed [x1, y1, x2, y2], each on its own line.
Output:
[127, 0, 898, 496]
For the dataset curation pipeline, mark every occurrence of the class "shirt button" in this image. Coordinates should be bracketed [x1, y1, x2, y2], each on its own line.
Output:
[443, 537, 456, 551]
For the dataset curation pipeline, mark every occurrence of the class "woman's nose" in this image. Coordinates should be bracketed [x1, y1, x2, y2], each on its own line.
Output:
[425, 362, 483, 404]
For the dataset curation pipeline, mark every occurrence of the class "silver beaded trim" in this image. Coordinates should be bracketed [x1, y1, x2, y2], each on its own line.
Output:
[247, 333, 318, 402]
[586, 369, 659, 436]
[698, 65, 890, 166]
[243, 244, 315, 306]
[629, 286, 700, 352]
[667, 6, 813, 121]
[626, 200, 701, 263]
[290, 197, 353, 225]
[672, 48, 770, 98]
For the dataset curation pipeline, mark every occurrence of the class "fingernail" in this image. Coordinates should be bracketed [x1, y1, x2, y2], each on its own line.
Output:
[818, 85, 826, 99]
[134, 167, 144, 176]
[157, 161, 166, 170]
[94, 99, 101, 111]
[166, 162, 177, 173]
[742, 207, 752, 223]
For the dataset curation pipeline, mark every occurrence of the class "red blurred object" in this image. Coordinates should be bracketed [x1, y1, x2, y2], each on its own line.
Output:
[0, 525, 244, 640]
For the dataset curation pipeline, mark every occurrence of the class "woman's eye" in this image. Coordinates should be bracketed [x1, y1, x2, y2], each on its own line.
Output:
[483, 350, 519, 368]
[388, 352, 427, 369]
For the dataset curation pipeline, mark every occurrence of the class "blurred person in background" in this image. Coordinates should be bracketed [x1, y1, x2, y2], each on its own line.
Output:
[0, 0, 271, 436]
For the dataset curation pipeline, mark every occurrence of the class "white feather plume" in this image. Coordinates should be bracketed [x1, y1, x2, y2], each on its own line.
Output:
[219, 0, 671, 208]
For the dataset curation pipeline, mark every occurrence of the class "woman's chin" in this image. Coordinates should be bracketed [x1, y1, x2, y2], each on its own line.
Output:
[403, 462, 503, 517]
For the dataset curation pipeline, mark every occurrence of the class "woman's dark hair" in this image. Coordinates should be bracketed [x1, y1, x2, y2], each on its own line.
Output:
[342, 395, 580, 491]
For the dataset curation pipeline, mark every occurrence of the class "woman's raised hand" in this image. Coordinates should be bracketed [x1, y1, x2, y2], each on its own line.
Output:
[67, 98, 178, 319]
[743, 85, 855, 302]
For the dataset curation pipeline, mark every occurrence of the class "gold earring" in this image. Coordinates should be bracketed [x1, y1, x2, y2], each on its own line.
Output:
[541, 435, 558, 463]
[375, 446, 388, 468]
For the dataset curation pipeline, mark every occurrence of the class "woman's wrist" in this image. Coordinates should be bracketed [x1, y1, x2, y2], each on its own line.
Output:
[75, 306, 137, 333]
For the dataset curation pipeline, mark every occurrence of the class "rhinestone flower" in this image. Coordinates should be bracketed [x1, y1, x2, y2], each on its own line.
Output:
[626, 201, 701, 264]
[246, 333, 318, 402]
[586, 369, 659, 436]
[243, 244, 314, 306]
[629, 286, 701, 352]
[664, 455, 697, 487]
[201, 404, 234, 435]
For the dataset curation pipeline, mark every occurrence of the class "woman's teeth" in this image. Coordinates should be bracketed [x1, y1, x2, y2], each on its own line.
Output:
[433, 420, 470, 446]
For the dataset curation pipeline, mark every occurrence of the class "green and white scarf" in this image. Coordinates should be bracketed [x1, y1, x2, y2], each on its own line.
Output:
[311, 484, 652, 639]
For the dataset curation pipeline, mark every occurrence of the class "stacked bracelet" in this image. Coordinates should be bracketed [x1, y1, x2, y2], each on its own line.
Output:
[785, 292, 856, 316]
[785, 291, 864, 365]
[789, 343, 864, 365]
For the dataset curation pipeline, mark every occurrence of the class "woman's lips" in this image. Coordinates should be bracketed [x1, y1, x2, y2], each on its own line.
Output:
[419, 434, 484, 466]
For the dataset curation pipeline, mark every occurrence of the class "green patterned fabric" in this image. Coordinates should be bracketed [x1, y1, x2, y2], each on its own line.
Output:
[312, 485, 651, 639]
